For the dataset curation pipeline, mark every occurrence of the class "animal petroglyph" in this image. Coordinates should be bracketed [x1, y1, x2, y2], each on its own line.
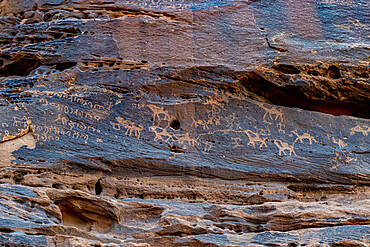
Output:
[191, 117, 209, 130]
[244, 130, 268, 149]
[204, 94, 227, 107]
[148, 104, 171, 122]
[149, 126, 174, 142]
[274, 140, 296, 156]
[291, 130, 317, 144]
[116, 117, 143, 138]
[260, 104, 284, 122]
[176, 133, 198, 146]
[350, 125, 370, 136]
[332, 137, 347, 150]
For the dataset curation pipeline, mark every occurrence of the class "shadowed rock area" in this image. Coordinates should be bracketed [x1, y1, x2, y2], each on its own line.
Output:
[0, 0, 369, 246]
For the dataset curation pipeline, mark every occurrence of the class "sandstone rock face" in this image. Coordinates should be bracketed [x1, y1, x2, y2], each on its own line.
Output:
[0, 0, 369, 246]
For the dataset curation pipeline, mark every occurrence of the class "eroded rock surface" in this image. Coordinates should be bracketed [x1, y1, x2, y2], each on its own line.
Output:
[0, 0, 369, 246]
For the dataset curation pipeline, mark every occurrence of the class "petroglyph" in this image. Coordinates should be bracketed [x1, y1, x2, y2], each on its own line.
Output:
[32, 125, 88, 143]
[204, 94, 228, 106]
[255, 126, 271, 136]
[191, 117, 209, 130]
[277, 122, 285, 133]
[350, 125, 370, 136]
[274, 140, 296, 156]
[207, 113, 222, 126]
[149, 126, 174, 143]
[111, 121, 122, 131]
[231, 137, 242, 147]
[244, 130, 268, 149]
[332, 137, 347, 150]
[116, 117, 144, 139]
[204, 95, 224, 125]
[291, 130, 317, 144]
[148, 104, 171, 122]
[245, 115, 257, 122]
[226, 113, 240, 129]
[55, 114, 100, 133]
[202, 141, 213, 152]
[13, 116, 29, 128]
[40, 99, 102, 121]
[260, 104, 284, 122]
[55, 92, 113, 113]
[176, 133, 198, 146]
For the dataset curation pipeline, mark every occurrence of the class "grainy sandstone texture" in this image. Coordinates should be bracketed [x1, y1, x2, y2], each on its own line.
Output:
[0, 0, 369, 246]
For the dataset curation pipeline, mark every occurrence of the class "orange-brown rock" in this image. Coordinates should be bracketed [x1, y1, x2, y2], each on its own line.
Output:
[0, 0, 369, 246]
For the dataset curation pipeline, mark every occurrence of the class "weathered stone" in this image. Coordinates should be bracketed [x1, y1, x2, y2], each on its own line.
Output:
[0, 0, 369, 246]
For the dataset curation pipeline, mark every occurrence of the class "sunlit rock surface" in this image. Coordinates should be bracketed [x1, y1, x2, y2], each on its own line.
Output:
[0, 0, 369, 246]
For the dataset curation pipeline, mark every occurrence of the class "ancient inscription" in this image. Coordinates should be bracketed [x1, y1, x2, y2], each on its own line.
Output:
[40, 98, 102, 121]
[55, 114, 101, 133]
[32, 125, 89, 143]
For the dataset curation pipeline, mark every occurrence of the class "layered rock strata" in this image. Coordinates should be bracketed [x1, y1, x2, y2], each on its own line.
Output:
[0, 0, 369, 246]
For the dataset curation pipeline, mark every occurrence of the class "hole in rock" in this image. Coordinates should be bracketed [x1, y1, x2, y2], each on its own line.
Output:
[170, 119, 181, 130]
[55, 61, 77, 71]
[0, 54, 41, 77]
[307, 70, 319, 76]
[95, 179, 103, 195]
[326, 65, 341, 79]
